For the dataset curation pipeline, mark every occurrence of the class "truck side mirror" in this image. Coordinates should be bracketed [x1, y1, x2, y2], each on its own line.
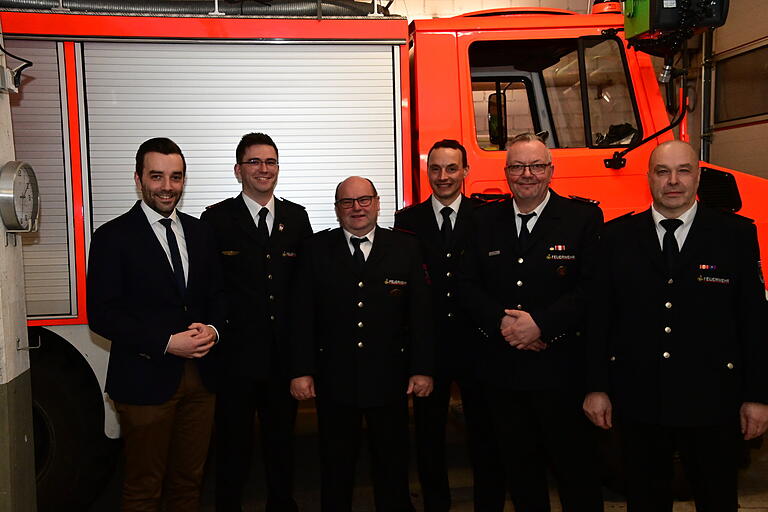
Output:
[698, 166, 742, 212]
[488, 92, 507, 148]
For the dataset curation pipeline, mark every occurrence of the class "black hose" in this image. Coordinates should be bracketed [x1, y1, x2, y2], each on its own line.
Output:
[0, 0, 381, 16]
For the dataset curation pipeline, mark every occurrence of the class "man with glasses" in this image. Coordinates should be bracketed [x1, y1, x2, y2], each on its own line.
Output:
[290, 176, 434, 512]
[463, 133, 604, 511]
[394, 139, 505, 512]
[201, 132, 312, 511]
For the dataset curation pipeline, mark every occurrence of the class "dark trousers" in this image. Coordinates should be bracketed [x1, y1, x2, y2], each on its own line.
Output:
[214, 375, 298, 512]
[413, 373, 506, 512]
[115, 361, 215, 512]
[317, 397, 414, 512]
[621, 419, 740, 512]
[487, 387, 604, 512]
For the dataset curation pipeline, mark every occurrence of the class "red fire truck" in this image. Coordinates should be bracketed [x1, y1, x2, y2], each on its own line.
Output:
[0, 0, 761, 507]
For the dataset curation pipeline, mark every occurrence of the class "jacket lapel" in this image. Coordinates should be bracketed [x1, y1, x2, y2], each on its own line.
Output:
[130, 201, 183, 297]
[233, 194, 263, 245]
[522, 191, 562, 254]
[676, 205, 711, 272]
[635, 209, 666, 274]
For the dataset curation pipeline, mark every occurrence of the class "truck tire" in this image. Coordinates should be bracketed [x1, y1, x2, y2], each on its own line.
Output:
[29, 328, 119, 511]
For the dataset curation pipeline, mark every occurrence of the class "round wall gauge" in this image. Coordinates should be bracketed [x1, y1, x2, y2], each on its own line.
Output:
[0, 160, 40, 232]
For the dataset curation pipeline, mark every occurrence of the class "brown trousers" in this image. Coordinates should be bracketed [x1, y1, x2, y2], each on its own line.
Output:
[114, 361, 215, 512]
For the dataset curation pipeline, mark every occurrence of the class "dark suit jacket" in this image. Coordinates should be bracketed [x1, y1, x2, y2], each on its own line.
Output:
[87, 201, 227, 405]
[587, 205, 768, 427]
[200, 194, 312, 380]
[394, 195, 483, 376]
[291, 226, 434, 408]
[464, 191, 603, 390]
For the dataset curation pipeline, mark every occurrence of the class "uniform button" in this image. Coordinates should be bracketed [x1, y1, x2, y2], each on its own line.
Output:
[400, 347, 405, 352]
[266, 253, 271, 260]
[663, 352, 671, 359]
[357, 341, 364, 348]
[357, 321, 364, 328]
[576, 331, 581, 336]
[183, 305, 188, 312]
[726, 362, 734, 369]
[357, 301, 364, 308]
[610, 356, 616, 361]
[267, 274, 273, 280]
[270, 315, 275, 321]
[319, 347, 324, 352]
[269, 295, 275, 301]
[665, 302, 672, 309]
[667, 278, 674, 284]
[516, 280, 523, 287]
[358, 281, 364, 288]
[446, 292, 452, 298]
[446, 272, 452, 278]
[446, 252, 452, 258]
[517, 257, 524, 264]
[447, 312, 453, 318]
[664, 326, 672, 334]
[516, 304, 522, 309]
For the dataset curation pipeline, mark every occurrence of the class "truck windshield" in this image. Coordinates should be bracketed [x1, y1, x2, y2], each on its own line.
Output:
[470, 37, 640, 150]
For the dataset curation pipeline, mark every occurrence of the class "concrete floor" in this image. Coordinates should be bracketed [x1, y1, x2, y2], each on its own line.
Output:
[90, 402, 768, 511]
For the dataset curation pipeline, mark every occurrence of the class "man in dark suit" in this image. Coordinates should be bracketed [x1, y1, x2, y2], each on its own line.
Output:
[464, 133, 604, 511]
[583, 140, 768, 512]
[290, 176, 433, 512]
[394, 139, 505, 512]
[87, 137, 226, 511]
[200, 132, 312, 512]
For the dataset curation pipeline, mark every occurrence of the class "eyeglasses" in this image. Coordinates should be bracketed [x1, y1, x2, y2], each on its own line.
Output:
[335, 195, 376, 209]
[238, 158, 279, 170]
[504, 163, 551, 176]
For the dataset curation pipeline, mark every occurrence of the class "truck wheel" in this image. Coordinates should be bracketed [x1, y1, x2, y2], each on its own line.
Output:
[29, 329, 119, 511]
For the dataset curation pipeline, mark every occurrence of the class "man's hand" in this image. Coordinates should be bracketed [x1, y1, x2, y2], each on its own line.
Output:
[501, 309, 544, 350]
[583, 392, 613, 430]
[291, 376, 316, 401]
[167, 323, 216, 358]
[407, 375, 433, 397]
[740, 402, 768, 440]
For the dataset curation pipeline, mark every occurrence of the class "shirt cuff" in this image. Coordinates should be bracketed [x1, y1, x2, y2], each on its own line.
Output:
[208, 324, 220, 343]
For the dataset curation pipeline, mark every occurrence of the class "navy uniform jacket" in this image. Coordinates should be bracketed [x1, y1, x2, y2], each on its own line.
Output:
[290, 226, 434, 408]
[200, 194, 312, 380]
[87, 201, 227, 405]
[463, 191, 603, 390]
[394, 195, 483, 376]
[587, 205, 768, 427]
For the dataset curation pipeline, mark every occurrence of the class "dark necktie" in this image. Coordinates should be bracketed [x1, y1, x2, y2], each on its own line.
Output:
[257, 207, 269, 244]
[517, 212, 536, 248]
[660, 218, 684, 272]
[350, 236, 368, 268]
[159, 218, 186, 295]
[440, 206, 453, 245]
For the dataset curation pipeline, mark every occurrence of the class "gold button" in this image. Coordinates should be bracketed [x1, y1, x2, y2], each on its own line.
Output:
[610, 356, 616, 361]
[726, 362, 734, 369]
[266, 253, 271, 260]
[446, 272, 452, 278]
[357, 321, 364, 328]
[357, 341, 364, 348]
[446, 252, 452, 258]
[357, 301, 364, 308]
[665, 302, 672, 309]
[516, 280, 523, 287]
[664, 326, 672, 334]
[267, 274, 273, 280]
[358, 281, 364, 288]
[517, 257, 524, 264]
[667, 278, 674, 285]
[663, 351, 671, 359]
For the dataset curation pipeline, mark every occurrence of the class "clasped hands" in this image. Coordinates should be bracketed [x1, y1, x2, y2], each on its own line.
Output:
[167, 322, 217, 358]
[500, 309, 547, 352]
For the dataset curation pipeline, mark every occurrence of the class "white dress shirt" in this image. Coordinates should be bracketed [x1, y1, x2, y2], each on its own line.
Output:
[513, 190, 551, 235]
[651, 201, 698, 251]
[343, 227, 376, 261]
[242, 193, 276, 234]
[431, 194, 462, 230]
[141, 201, 189, 284]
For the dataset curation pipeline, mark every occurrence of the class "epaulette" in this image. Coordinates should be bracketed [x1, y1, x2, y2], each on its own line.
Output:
[395, 203, 418, 215]
[278, 197, 307, 209]
[470, 192, 511, 205]
[604, 211, 634, 226]
[719, 209, 754, 224]
[568, 194, 600, 206]
[205, 197, 235, 209]
[392, 226, 416, 236]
